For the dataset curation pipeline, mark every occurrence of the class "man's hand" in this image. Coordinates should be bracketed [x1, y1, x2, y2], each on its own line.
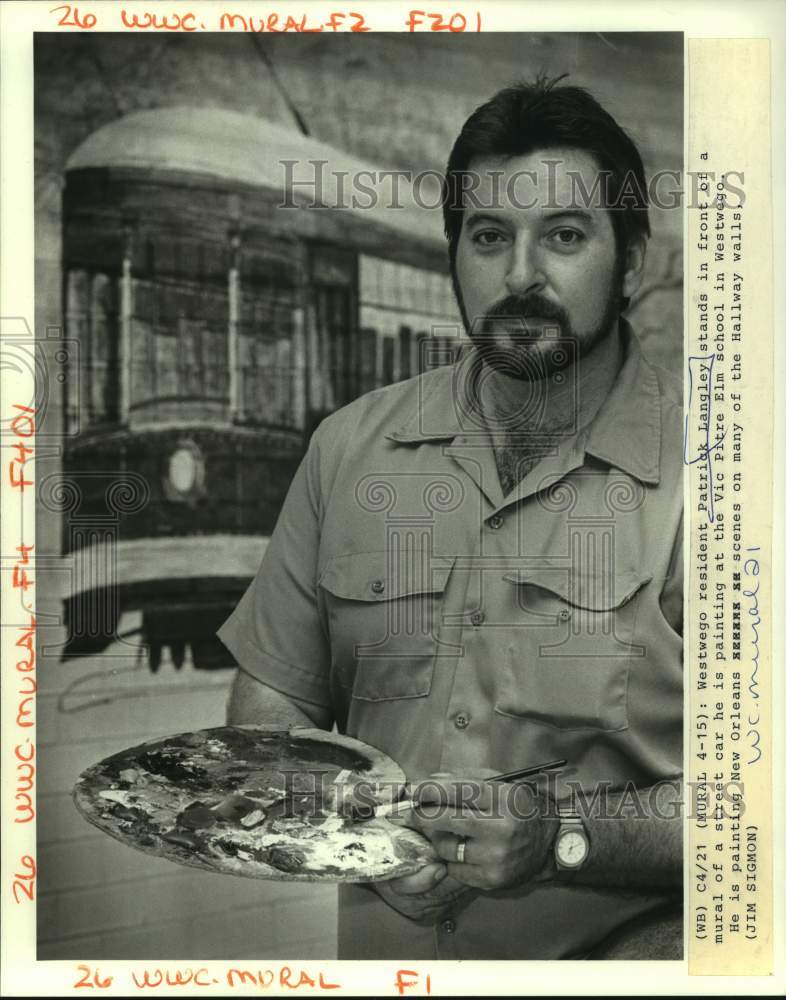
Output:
[370, 772, 485, 922]
[373, 863, 471, 923]
[388, 772, 558, 892]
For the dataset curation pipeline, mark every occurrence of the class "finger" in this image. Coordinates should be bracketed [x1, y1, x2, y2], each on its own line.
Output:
[412, 775, 498, 811]
[444, 862, 493, 889]
[386, 803, 479, 840]
[385, 798, 484, 825]
[431, 831, 474, 866]
[387, 804, 471, 842]
[393, 807, 497, 841]
[385, 804, 422, 833]
[387, 861, 447, 895]
[414, 778, 541, 819]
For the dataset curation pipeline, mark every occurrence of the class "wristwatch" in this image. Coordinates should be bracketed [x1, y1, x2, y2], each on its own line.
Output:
[553, 803, 590, 871]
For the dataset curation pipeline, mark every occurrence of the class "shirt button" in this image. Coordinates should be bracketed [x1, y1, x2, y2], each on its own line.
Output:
[470, 610, 485, 626]
[442, 919, 456, 934]
[489, 514, 504, 530]
[371, 579, 385, 594]
[454, 712, 470, 730]
[558, 608, 571, 621]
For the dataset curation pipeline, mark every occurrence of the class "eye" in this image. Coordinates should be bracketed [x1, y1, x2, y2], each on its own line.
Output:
[472, 230, 508, 249]
[548, 228, 585, 250]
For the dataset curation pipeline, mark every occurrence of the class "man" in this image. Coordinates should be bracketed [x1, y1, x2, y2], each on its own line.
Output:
[218, 78, 684, 960]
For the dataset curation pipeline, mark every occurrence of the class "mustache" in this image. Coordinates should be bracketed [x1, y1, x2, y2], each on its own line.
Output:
[480, 294, 568, 331]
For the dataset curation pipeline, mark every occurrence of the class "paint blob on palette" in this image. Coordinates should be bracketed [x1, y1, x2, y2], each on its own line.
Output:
[74, 726, 435, 881]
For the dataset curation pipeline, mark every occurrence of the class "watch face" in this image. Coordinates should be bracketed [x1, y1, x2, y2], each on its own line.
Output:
[556, 829, 588, 867]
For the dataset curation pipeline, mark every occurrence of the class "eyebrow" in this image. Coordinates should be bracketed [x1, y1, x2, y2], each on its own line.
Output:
[463, 212, 508, 228]
[463, 209, 596, 228]
[541, 209, 595, 225]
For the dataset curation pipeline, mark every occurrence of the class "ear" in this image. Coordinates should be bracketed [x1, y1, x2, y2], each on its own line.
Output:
[621, 235, 647, 301]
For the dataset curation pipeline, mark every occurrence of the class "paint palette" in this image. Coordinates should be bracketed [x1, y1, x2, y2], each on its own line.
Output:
[73, 725, 435, 882]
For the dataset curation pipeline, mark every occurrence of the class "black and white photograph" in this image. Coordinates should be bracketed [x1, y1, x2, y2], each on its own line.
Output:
[31, 29, 687, 964]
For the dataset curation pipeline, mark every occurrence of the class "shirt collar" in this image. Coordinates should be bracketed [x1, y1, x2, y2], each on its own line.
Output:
[384, 319, 663, 486]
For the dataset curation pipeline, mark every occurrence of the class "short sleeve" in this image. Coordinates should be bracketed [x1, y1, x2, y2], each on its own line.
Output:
[217, 432, 331, 707]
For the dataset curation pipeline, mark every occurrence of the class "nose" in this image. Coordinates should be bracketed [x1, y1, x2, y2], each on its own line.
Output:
[505, 234, 546, 297]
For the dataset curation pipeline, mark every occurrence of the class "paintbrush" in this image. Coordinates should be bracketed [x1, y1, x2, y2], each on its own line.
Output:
[360, 758, 567, 821]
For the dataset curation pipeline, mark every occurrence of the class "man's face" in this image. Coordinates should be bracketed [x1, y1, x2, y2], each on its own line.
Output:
[454, 147, 628, 381]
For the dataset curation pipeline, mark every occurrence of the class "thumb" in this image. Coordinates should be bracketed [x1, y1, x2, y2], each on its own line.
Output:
[387, 861, 447, 896]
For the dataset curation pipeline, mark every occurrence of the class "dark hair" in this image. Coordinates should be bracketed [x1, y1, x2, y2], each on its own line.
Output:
[442, 75, 650, 270]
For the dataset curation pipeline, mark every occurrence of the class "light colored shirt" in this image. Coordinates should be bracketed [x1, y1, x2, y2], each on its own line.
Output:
[218, 320, 683, 959]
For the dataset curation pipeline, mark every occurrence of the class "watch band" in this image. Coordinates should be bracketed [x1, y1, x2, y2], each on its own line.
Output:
[554, 802, 590, 873]
[557, 803, 585, 831]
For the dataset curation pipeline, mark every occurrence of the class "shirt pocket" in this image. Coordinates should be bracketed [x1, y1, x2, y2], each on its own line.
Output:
[318, 550, 456, 702]
[494, 567, 652, 732]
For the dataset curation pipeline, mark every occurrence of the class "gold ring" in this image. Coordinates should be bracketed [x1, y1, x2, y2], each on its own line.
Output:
[456, 837, 467, 864]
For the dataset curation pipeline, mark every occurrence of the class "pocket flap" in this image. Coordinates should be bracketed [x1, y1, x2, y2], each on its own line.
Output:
[319, 551, 456, 602]
[502, 565, 652, 612]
